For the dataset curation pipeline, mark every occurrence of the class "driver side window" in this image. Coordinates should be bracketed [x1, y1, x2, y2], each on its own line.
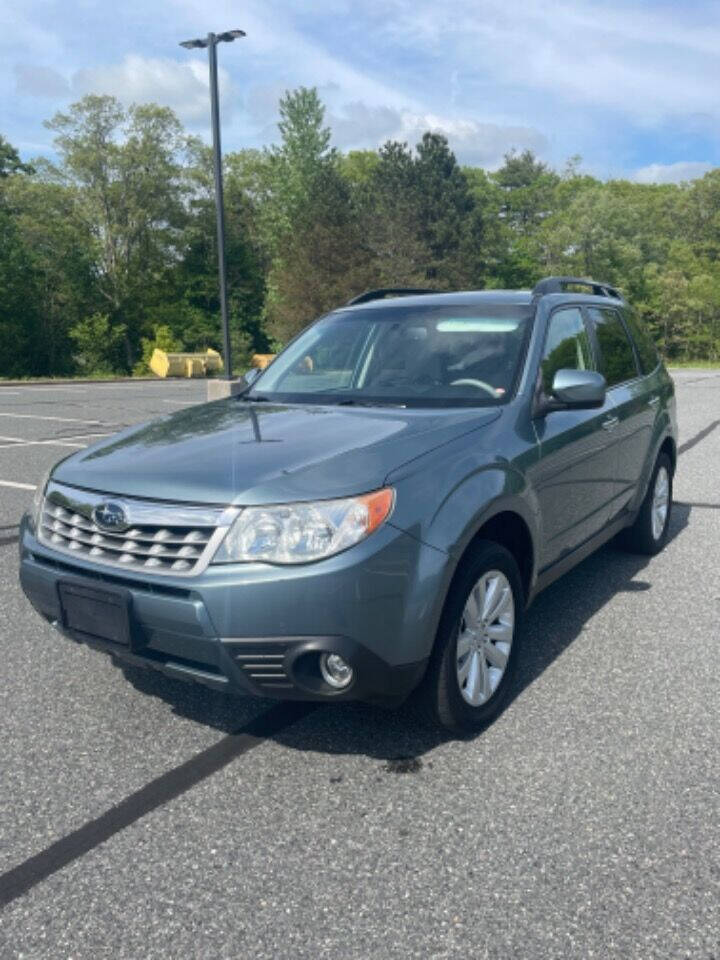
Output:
[541, 307, 595, 395]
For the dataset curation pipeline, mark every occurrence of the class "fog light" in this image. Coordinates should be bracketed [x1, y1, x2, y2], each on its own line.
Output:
[320, 653, 354, 689]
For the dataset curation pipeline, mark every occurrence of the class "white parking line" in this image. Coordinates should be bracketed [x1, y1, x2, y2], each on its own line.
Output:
[6, 386, 89, 393]
[0, 431, 111, 451]
[0, 480, 35, 490]
[0, 435, 88, 450]
[161, 399, 196, 406]
[0, 413, 107, 425]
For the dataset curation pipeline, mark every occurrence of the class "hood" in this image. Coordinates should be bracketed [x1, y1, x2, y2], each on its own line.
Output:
[53, 398, 501, 505]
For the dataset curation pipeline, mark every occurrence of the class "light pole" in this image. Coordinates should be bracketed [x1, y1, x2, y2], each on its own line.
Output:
[180, 29, 245, 381]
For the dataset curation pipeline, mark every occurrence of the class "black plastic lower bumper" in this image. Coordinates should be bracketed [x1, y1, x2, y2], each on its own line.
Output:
[53, 627, 427, 707]
[20, 551, 427, 707]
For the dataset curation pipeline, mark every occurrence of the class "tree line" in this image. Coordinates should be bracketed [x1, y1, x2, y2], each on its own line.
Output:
[1, 87, 719, 378]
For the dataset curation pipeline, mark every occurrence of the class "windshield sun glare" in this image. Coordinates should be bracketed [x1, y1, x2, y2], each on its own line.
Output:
[250, 303, 533, 408]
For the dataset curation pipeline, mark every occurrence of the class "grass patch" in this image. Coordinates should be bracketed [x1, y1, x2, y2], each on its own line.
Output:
[667, 360, 720, 370]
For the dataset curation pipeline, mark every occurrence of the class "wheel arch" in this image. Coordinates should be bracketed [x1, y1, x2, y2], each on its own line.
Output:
[445, 506, 536, 612]
[658, 435, 676, 475]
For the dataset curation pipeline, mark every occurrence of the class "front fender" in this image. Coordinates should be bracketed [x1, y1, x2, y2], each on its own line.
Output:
[389, 455, 540, 581]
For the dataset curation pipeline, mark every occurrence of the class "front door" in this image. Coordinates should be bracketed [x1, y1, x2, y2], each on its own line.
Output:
[530, 305, 619, 570]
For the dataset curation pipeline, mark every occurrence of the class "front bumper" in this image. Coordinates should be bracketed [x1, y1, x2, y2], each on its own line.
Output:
[19, 515, 448, 705]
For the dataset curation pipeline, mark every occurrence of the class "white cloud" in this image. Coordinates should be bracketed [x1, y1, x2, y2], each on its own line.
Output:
[172, 0, 418, 111]
[1, 0, 718, 177]
[632, 161, 714, 184]
[14, 64, 70, 98]
[396, 114, 547, 167]
[326, 101, 546, 166]
[328, 102, 403, 147]
[0, 5, 64, 62]
[371, 0, 720, 126]
[72, 55, 233, 124]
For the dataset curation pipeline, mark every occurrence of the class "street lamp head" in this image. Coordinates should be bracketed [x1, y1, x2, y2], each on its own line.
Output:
[179, 30, 245, 49]
[217, 29, 246, 42]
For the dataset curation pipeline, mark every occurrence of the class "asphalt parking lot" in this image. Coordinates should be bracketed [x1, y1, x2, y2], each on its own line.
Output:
[0, 373, 718, 959]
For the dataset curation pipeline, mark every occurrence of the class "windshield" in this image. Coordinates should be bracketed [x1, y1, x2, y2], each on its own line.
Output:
[248, 303, 534, 407]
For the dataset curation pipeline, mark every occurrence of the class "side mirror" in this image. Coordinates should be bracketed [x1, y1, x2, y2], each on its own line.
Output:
[535, 369, 607, 416]
[550, 369, 606, 409]
[242, 367, 262, 387]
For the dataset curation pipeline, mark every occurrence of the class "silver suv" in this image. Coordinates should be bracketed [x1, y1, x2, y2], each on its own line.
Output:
[20, 277, 677, 731]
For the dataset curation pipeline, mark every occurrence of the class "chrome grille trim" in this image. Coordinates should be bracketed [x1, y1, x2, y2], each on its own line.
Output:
[38, 481, 239, 578]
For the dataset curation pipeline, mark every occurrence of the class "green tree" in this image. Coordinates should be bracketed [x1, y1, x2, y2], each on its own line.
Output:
[0, 199, 40, 375]
[45, 95, 194, 369]
[414, 133, 475, 285]
[2, 87, 720, 379]
[258, 87, 335, 257]
[69, 312, 127, 374]
[268, 165, 373, 343]
[176, 143, 267, 367]
[357, 140, 430, 288]
[0, 139, 42, 376]
[339, 150, 380, 187]
[5, 175, 95, 375]
[259, 87, 359, 342]
[490, 150, 561, 287]
[0, 135, 35, 177]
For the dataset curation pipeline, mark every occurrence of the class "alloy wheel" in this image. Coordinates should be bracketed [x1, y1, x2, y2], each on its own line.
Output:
[456, 570, 515, 707]
[651, 466, 670, 540]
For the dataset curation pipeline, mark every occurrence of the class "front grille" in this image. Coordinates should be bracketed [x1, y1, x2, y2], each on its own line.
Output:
[41, 503, 211, 572]
[39, 481, 237, 577]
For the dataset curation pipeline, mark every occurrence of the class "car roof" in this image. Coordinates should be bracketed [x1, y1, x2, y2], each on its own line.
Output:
[338, 288, 626, 315]
[340, 290, 535, 312]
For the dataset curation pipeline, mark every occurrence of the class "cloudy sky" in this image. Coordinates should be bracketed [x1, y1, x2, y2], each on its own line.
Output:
[1, 0, 718, 181]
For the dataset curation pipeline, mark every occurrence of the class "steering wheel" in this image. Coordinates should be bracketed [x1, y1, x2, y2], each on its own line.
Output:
[449, 378, 498, 397]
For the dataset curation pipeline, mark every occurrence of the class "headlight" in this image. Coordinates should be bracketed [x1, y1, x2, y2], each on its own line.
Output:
[212, 488, 394, 564]
[31, 466, 53, 531]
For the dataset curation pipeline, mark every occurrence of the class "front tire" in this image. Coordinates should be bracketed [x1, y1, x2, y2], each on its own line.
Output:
[619, 452, 673, 555]
[418, 540, 524, 733]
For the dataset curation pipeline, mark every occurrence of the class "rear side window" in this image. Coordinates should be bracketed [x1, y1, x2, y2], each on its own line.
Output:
[588, 307, 639, 387]
[622, 308, 660, 375]
[540, 307, 594, 394]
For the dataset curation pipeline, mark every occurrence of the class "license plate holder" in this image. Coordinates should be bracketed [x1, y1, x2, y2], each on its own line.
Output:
[58, 580, 133, 647]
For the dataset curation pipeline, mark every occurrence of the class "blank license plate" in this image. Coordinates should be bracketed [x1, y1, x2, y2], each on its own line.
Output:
[58, 581, 131, 646]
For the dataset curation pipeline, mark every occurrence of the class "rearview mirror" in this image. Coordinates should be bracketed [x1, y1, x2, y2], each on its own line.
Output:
[550, 369, 606, 409]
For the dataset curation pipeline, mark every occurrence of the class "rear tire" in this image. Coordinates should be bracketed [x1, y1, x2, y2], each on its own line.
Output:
[417, 540, 524, 733]
[619, 452, 673, 555]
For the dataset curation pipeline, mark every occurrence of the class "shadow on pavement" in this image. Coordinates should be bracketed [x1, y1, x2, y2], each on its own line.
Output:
[119, 503, 691, 760]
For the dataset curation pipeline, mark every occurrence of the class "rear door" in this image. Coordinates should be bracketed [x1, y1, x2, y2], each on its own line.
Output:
[531, 305, 620, 569]
[585, 305, 654, 520]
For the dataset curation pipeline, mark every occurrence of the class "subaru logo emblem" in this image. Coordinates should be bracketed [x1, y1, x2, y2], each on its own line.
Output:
[93, 502, 128, 532]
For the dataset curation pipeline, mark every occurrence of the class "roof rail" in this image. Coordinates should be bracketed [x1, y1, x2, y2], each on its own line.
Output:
[346, 287, 437, 306]
[532, 276, 623, 301]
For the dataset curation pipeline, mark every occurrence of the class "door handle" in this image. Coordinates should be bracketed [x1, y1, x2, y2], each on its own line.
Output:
[601, 415, 619, 430]
[648, 396, 660, 408]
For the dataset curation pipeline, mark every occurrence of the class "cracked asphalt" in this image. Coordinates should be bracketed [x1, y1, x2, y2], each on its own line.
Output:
[0, 372, 718, 959]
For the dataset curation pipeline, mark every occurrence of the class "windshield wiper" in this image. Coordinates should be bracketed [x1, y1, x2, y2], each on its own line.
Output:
[336, 399, 407, 408]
